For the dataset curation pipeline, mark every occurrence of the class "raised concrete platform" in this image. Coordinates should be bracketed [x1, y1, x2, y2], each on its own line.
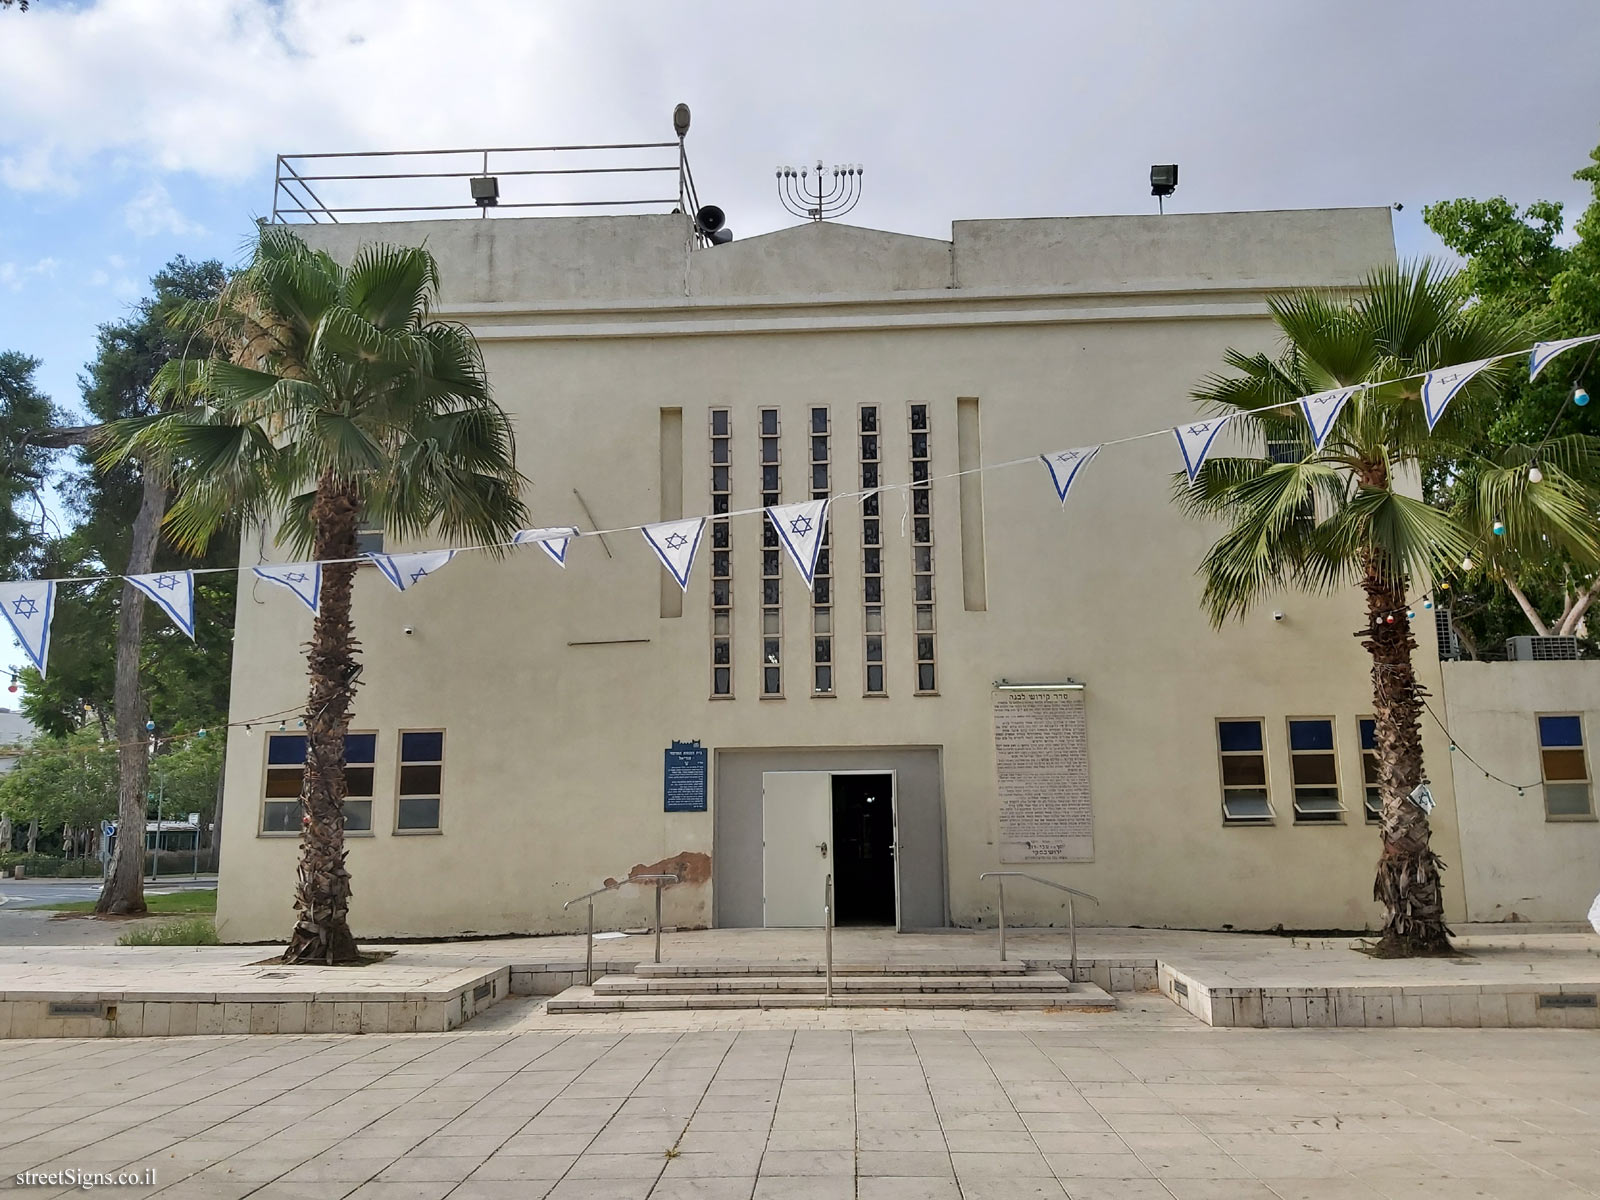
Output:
[0, 925, 1591, 1036]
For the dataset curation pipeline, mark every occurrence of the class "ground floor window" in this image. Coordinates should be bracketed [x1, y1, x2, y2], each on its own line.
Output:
[1217, 718, 1272, 824]
[1539, 714, 1593, 819]
[1288, 717, 1343, 823]
[261, 731, 376, 835]
[396, 730, 445, 832]
[1358, 718, 1382, 822]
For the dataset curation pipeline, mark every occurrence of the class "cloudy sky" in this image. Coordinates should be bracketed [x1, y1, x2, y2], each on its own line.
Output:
[1, 0, 1599, 682]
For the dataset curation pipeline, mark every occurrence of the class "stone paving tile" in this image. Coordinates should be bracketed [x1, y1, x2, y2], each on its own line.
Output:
[0, 1025, 1599, 1198]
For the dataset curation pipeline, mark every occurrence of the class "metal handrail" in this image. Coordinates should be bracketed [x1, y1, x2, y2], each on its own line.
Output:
[823, 873, 834, 1008]
[562, 873, 680, 986]
[978, 872, 1099, 975]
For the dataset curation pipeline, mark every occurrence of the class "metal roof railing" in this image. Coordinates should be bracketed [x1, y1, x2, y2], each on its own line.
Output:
[271, 105, 713, 246]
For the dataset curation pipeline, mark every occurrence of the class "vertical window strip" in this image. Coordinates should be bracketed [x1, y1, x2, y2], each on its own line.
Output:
[1288, 717, 1343, 823]
[909, 402, 937, 694]
[760, 407, 783, 697]
[1358, 718, 1381, 823]
[709, 408, 733, 698]
[1217, 719, 1273, 824]
[810, 407, 833, 695]
[1538, 713, 1593, 818]
[860, 405, 886, 696]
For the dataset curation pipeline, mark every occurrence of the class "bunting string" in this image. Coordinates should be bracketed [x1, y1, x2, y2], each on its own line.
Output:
[0, 336, 1591, 648]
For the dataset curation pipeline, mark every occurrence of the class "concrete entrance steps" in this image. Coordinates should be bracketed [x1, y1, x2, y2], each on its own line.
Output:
[546, 962, 1116, 1013]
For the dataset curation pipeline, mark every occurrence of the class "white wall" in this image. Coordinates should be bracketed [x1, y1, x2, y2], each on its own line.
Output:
[1444, 660, 1600, 923]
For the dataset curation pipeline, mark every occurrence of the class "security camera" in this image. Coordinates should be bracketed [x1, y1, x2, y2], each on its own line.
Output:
[403, 626, 414, 636]
[1272, 611, 1285, 622]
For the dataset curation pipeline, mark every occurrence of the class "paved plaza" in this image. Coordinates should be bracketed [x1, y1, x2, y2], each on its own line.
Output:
[1, 1011, 1598, 1200]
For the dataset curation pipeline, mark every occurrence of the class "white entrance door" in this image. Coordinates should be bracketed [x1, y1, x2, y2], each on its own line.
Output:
[762, 771, 833, 928]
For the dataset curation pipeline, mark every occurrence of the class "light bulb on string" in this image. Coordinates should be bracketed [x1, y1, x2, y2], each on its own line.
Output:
[144, 719, 155, 733]
[1491, 519, 1506, 537]
[1423, 598, 1434, 610]
[278, 721, 287, 732]
[1528, 463, 1543, 484]
[1406, 609, 1415, 619]
[1461, 555, 1475, 571]
[1575, 386, 1591, 407]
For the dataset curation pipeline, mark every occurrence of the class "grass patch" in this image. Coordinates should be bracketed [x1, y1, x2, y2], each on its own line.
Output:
[40, 889, 216, 915]
[117, 917, 219, 947]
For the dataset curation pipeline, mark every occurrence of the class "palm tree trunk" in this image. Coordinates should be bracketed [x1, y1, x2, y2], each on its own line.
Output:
[1362, 560, 1452, 956]
[95, 468, 166, 915]
[283, 472, 363, 964]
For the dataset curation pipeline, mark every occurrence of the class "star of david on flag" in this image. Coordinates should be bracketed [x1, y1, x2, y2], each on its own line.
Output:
[127, 570, 197, 639]
[765, 499, 831, 590]
[1039, 446, 1101, 506]
[367, 549, 457, 593]
[0, 579, 56, 677]
[1529, 334, 1600, 382]
[1173, 417, 1231, 481]
[1420, 358, 1496, 431]
[252, 562, 323, 613]
[641, 517, 707, 591]
[1297, 386, 1359, 451]
[513, 526, 581, 568]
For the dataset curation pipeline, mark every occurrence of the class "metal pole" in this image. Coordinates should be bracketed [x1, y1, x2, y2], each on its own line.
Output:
[585, 898, 595, 986]
[824, 874, 833, 1007]
[1068, 896, 1078, 981]
[654, 880, 663, 964]
[996, 877, 1006, 962]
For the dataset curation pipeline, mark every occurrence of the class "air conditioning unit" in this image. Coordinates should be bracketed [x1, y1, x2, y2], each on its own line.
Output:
[1505, 636, 1581, 662]
[1435, 608, 1461, 661]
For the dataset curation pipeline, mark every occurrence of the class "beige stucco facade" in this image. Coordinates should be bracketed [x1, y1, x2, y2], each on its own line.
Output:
[1444, 660, 1599, 923]
[215, 206, 1475, 943]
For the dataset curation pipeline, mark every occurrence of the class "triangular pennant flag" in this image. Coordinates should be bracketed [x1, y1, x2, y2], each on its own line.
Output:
[1298, 386, 1358, 451]
[367, 549, 457, 592]
[252, 563, 322, 613]
[641, 518, 707, 591]
[0, 580, 56, 678]
[766, 499, 831, 590]
[513, 526, 581, 568]
[1174, 417, 1230, 481]
[1529, 334, 1600, 381]
[127, 570, 196, 640]
[1420, 358, 1496, 431]
[1039, 446, 1101, 505]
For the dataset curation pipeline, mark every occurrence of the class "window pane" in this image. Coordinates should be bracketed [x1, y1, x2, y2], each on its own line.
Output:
[345, 733, 377, 764]
[812, 435, 828, 458]
[265, 768, 303, 799]
[1218, 721, 1263, 753]
[863, 519, 880, 545]
[397, 797, 440, 830]
[762, 464, 779, 489]
[1294, 789, 1342, 810]
[914, 517, 931, 543]
[764, 549, 780, 575]
[763, 610, 780, 635]
[865, 636, 883, 663]
[1221, 755, 1266, 786]
[862, 464, 879, 489]
[916, 605, 935, 632]
[814, 666, 832, 693]
[815, 637, 831, 662]
[345, 767, 375, 798]
[764, 638, 780, 661]
[814, 579, 830, 604]
[763, 580, 781, 604]
[713, 522, 730, 549]
[711, 410, 729, 436]
[812, 465, 828, 491]
[866, 665, 885, 693]
[712, 466, 729, 492]
[914, 575, 932, 602]
[917, 635, 935, 661]
[763, 667, 781, 694]
[399, 764, 442, 795]
[401, 731, 443, 762]
[713, 549, 730, 576]
[712, 439, 729, 464]
[864, 578, 882, 603]
[762, 441, 778, 465]
[1545, 783, 1592, 816]
[1359, 718, 1376, 750]
[1222, 792, 1272, 820]
[355, 529, 385, 556]
[267, 735, 307, 765]
[912, 461, 929, 482]
[713, 612, 730, 636]
[1539, 715, 1584, 748]
[1289, 719, 1334, 751]
[262, 800, 300, 832]
[910, 404, 928, 430]
[860, 435, 878, 460]
[713, 668, 731, 695]
[812, 409, 828, 434]
[1291, 753, 1337, 785]
[713, 639, 730, 664]
[1542, 749, 1588, 782]
[917, 664, 936, 692]
[862, 494, 879, 517]
[912, 489, 930, 515]
[1365, 789, 1382, 820]
[342, 800, 372, 832]
[911, 432, 928, 458]
[713, 494, 729, 515]
[761, 410, 778, 436]
[813, 610, 831, 634]
[914, 546, 932, 572]
[860, 408, 877, 432]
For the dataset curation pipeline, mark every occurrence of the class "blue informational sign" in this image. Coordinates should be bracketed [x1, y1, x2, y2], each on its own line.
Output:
[663, 740, 708, 812]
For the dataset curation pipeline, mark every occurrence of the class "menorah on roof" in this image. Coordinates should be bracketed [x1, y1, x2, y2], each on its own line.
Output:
[776, 160, 864, 222]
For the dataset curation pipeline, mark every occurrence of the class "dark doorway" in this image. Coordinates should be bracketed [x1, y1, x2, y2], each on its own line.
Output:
[831, 773, 896, 925]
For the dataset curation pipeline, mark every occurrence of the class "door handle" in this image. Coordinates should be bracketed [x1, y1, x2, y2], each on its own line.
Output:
[817, 841, 828, 858]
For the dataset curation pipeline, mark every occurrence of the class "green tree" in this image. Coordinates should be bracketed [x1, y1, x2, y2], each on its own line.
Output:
[1425, 138, 1600, 640]
[1178, 262, 1600, 956]
[0, 730, 118, 851]
[0, 352, 63, 578]
[103, 228, 527, 963]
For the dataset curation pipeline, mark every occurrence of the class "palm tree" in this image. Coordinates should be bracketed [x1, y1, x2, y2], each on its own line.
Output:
[1178, 262, 1600, 956]
[101, 227, 527, 963]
